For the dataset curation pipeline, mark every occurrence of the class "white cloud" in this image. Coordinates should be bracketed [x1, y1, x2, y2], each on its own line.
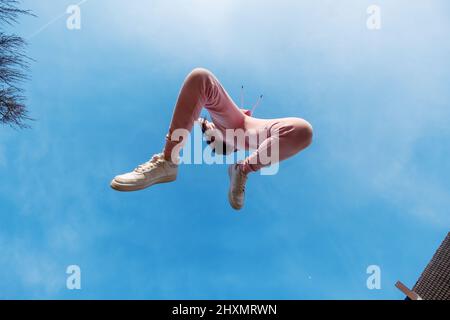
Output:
[0, 236, 63, 298]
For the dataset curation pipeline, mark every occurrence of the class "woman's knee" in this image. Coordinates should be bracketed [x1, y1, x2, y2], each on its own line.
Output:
[285, 118, 314, 150]
[186, 67, 213, 83]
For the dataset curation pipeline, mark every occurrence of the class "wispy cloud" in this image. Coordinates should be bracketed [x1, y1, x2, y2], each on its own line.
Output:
[1, 0, 449, 299]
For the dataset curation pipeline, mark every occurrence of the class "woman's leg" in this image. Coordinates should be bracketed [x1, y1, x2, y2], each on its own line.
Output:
[227, 117, 313, 210]
[111, 68, 244, 192]
[163, 68, 245, 161]
[240, 117, 313, 174]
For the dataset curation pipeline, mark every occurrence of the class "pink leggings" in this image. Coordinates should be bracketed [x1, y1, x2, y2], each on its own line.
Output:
[164, 68, 313, 173]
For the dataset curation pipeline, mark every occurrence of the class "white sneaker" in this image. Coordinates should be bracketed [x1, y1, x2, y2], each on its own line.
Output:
[111, 153, 178, 192]
[228, 164, 248, 210]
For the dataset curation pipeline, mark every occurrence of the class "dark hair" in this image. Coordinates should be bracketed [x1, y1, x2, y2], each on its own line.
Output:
[199, 117, 237, 155]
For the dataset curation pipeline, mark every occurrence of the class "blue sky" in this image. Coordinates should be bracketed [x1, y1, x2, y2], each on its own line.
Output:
[0, 0, 449, 299]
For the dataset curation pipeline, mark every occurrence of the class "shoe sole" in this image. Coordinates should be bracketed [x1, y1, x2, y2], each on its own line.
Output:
[228, 166, 243, 211]
[110, 175, 177, 192]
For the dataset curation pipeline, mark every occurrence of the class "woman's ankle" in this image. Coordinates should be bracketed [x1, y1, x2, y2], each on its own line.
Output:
[163, 152, 176, 162]
[239, 163, 252, 175]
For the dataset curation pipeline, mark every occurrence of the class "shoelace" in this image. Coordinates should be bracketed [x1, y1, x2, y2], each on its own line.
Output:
[134, 154, 164, 174]
[235, 166, 248, 194]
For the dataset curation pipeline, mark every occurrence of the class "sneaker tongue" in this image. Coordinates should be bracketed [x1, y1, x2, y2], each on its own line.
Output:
[135, 160, 155, 173]
[235, 168, 247, 192]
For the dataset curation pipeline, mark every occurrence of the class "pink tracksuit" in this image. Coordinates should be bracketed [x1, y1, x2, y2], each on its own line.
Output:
[163, 68, 313, 173]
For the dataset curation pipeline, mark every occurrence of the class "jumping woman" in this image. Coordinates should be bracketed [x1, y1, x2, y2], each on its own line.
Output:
[110, 68, 313, 210]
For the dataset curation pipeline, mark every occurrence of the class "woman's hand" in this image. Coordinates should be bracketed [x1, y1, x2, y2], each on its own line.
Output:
[240, 109, 253, 117]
